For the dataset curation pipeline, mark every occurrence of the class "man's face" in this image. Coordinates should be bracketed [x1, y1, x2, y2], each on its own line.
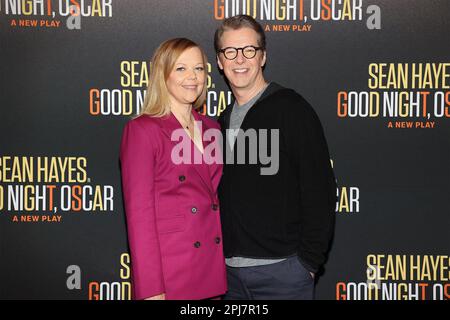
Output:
[217, 27, 266, 91]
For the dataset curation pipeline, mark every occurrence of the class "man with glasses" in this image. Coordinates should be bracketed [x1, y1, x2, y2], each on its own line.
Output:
[214, 15, 337, 300]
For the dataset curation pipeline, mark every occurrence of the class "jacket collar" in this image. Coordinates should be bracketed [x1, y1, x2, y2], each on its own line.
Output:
[158, 109, 215, 195]
[222, 82, 285, 129]
[159, 109, 209, 139]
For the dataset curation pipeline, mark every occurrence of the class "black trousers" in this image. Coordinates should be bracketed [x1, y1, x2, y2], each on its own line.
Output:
[223, 256, 315, 300]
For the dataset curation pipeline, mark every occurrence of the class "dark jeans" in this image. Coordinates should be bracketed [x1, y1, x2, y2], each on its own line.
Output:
[223, 256, 315, 300]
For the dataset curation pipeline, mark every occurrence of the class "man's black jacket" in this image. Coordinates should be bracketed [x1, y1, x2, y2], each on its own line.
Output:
[218, 82, 337, 273]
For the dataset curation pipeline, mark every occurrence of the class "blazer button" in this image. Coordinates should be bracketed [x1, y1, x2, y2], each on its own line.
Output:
[179, 175, 186, 182]
[215, 237, 221, 244]
[211, 204, 218, 211]
[191, 207, 197, 214]
[194, 241, 201, 248]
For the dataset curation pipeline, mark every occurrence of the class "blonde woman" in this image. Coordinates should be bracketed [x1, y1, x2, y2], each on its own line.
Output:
[119, 38, 226, 300]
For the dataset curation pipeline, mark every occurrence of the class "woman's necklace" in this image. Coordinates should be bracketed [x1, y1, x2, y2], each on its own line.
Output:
[174, 112, 194, 130]
[184, 116, 193, 129]
[173, 111, 204, 153]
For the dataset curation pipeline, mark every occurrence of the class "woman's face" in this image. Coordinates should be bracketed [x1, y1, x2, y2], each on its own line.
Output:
[166, 46, 206, 108]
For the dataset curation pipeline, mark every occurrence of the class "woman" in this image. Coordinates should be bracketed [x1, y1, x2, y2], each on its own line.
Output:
[119, 38, 226, 300]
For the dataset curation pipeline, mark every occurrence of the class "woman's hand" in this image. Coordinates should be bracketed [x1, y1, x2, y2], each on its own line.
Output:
[145, 293, 166, 300]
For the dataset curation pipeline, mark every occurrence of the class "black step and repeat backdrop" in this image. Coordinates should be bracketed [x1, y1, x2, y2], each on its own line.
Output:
[1, 0, 449, 300]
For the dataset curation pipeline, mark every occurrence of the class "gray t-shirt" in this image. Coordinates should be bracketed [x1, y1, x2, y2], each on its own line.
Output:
[227, 84, 268, 149]
[225, 83, 287, 268]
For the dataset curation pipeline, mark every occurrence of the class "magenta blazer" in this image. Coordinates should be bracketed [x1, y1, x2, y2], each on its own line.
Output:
[119, 110, 227, 300]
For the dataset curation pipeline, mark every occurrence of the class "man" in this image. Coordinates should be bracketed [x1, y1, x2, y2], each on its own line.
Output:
[215, 15, 337, 300]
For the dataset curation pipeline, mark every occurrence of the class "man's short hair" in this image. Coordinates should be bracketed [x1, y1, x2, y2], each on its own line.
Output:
[214, 15, 266, 52]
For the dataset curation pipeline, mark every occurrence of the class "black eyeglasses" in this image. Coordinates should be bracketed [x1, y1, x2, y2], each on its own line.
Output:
[218, 45, 263, 60]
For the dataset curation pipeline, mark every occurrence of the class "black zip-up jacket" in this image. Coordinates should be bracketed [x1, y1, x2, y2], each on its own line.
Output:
[218, 82, 337, 273]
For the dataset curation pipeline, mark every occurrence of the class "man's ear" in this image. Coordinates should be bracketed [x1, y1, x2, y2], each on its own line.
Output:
[261, 50, 267, 68]
[217, 54, 224, 70]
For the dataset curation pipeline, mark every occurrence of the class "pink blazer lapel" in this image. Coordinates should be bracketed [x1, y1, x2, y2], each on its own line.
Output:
[159, 111, 215, 195]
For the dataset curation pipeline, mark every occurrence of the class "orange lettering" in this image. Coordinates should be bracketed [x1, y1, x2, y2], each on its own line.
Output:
[321, 0, 331, 20]
[89, 89, 100, 115]
[337, 91, 348, 117]
[336, 282, 347, 300]
[71, 185, 82, 211]
[214, 0, 224, 20]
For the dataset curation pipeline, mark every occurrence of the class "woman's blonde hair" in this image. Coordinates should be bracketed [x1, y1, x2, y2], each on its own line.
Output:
[137, 38, 208, 118]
